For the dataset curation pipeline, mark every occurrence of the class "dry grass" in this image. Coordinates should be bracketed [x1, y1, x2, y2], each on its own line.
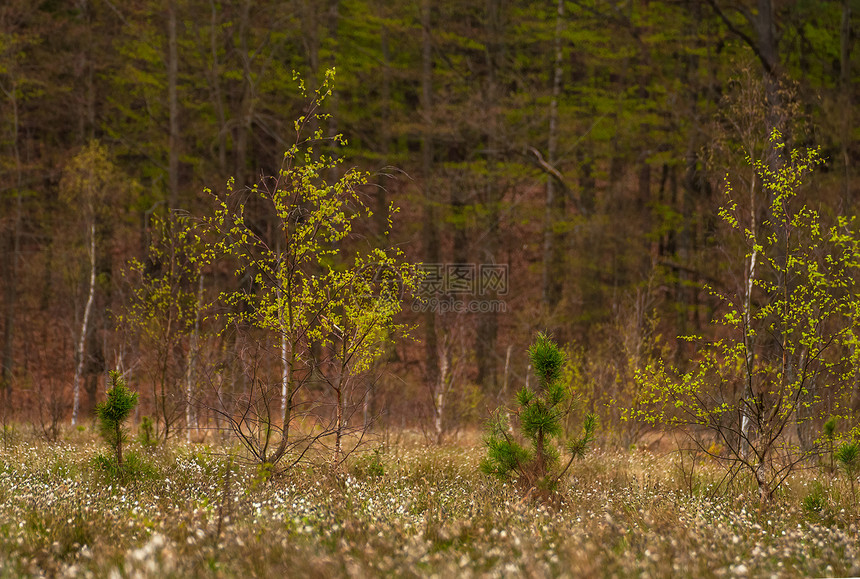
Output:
[0, 427, 858, 578]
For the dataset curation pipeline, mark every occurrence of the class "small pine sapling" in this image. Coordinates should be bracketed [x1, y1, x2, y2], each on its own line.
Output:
[96, 371, 139, 468]
[481, 332, 597, 493]
[835, 440, 860, 509]
[138, 416, 157, 450]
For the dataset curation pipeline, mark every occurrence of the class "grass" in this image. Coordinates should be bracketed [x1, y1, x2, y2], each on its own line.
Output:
[0, 428, 859, 577]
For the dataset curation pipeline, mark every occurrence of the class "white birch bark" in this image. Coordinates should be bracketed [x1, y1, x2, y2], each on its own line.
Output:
[741, 175, 758, 456]
[72, 222, 96, 426]
[434, 336, 451, 445]
[185, 274, 203, 442]
[279, 279, 288, 421]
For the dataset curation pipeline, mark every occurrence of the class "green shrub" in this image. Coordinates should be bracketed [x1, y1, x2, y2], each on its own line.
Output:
[93, 449, 157, 482]
[138, 415, 157, 449]
[351, 447, 385, 479]
[802, 481, 828, 516]
[1, 423, 16, 448]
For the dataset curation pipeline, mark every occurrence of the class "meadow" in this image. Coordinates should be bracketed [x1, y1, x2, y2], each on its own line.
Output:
[0, 428, 858, 578]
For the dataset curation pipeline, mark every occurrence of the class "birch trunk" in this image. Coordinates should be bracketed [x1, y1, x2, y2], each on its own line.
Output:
[363, 382, 372, 431]
[278, 272, 289, 424]
[740, 174, 758, 457]
[434, 337, 451, 445]
[280, 328, 288, 423]
[268, 340, 294, 465]
[185, 274, 203, 442]
[72, 223, 96, 426]
[334, 373, 344, 467]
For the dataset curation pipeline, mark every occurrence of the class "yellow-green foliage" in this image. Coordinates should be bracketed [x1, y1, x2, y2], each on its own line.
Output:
[121, 212, 203, 345]
[182, 70, 423, 466]
[198, 71, 422, 368]
[632, 131, 860, 507]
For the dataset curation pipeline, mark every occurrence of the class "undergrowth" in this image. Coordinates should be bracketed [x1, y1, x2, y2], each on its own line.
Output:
[0, 429, 859, 577]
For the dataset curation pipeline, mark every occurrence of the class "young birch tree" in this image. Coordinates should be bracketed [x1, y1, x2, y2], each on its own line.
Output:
[196, 70, 421, 469]
[635, 131, 860, 511]
[60, 142, 126, 426]
[121, 211, 204, 442]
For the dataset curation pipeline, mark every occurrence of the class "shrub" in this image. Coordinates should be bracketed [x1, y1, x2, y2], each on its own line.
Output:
[351, 447, 385, 479]
[93, 450, 157, 482]
[802, 481, 828, 517]
[138, 415, 157, 450]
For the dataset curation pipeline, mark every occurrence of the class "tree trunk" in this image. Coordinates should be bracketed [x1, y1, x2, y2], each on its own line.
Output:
[542, 0, 565, 312]
[116, 422, 124, 467]
[167, 0, 180, 208]
[375, 23, 391, 237]
[420, 0, 440, 400]
[475, 0, 502, 392]
[271, 331, 296, 465]
[434, 334, 451, 445]
[1, 78, 22, 411]
[209, 0, 227, 176]
[72, 222, 96, 426]
[334, 370, 344, 467]
[740, 172, 758, 457]
[755, 456, 772, 514]
[535, 429, 546, 483]
[363, 380, 372, 431]
[333, 333, 353, 469]
[280, 329, 289, 425]
[185, 274, 203, 442]
[840, 0, 852, 206]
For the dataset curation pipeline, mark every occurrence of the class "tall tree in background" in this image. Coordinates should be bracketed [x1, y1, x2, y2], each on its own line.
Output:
[0, 0, 855, 435]
[419, 0, 441, 406]
[0, 1, 40, 411]
[60, 142, 128, 425]
[473, 0, 504, 392]
[540, 0, 566, 315]
[167, 0, 180, 208]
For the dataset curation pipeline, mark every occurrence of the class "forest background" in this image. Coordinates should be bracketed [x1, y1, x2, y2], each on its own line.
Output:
[0, 0, 857, 447]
